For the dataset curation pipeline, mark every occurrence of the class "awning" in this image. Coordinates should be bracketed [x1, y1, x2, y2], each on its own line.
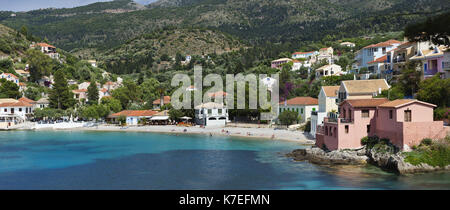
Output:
[179, 116, 192, 120]
[151, 116, 170, 120]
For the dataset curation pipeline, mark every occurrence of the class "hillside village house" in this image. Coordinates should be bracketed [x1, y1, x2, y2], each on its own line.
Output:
[15, 69, 30, 78]
[107, 110, 159, 126]
[310, 86, 340, 136]
[410, 45, 449, 79]
[271, 58, 292, 69]
[354, 40, 402, 76]
[0, 73, 19, 85]
[292, 59, 311, 71]
[153, 96, 171, 110]
[340, 42, 356, 48]
[315, 64, 343, 78]
[72, 89, 88, 102]
[317, 47, 335, 64]
[316, 99, 450, 151]
[195, 102, 229, 127]
[292, 51, 318, 60]
[337, 79, 390, 103]
[79, 82, 101, 90]
[87, 60, 97, 67]
[279, 97, 318, 123]
[31, 43, 60, 60]
[35, 98, 50, 109]
[0, 98, 33, 128]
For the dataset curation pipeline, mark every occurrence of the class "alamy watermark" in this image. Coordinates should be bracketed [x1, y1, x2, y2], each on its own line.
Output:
[170, 65, 280, 121]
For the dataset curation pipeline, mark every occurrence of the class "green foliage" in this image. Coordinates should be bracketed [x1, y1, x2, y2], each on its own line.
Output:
[417, 75, 450, 108]
[33, 108, 64, 120]
[375, 85, 405, 100]
[421, 138, 433, 146]
[362, 136, 398, 154]
[49, 69, 75, 109]
[434, 107, 450, 121]
[405, 11, 450, 47]
[404, 137, 450, 167]
[111, 80, 143, 109]
[0, 79, 21, 98]
[87, 80, 99, 105]
[25, 49, 54, 82]
[101, 97, 122, 113]
[278, 110, 298, 126]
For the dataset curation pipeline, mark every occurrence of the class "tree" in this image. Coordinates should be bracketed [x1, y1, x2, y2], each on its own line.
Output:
[278, 111, 298, 126]
[417, 75, 450, 108]
[405, 12, 450, 47]
[49, 70, 75, 109]
[376, 86, 405, 101]
[26, 49, 54, 82]
[101, 97, 122, 113]
[0, 80, 21, 99]
[87, 80, 99, 105]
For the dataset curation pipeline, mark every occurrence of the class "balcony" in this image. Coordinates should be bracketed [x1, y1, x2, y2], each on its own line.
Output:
[393, 57, 406, 63]
[340, 118, 354, 124]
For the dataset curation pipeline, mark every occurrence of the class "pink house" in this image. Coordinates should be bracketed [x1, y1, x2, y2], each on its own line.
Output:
[271, 58, 292, 69]
[316, 99, 449, 151]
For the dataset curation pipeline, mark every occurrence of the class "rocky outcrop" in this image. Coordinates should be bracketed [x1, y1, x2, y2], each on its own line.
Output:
[287, 146, 450, 174]
[286, 147, 368, 165]
[366, 148, 450, 174]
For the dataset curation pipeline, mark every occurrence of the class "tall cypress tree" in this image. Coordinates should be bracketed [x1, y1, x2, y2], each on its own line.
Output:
[87, 80, 99, 105]
[49, 70, 75, 109]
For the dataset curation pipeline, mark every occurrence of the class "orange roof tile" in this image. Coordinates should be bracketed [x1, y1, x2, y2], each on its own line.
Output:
[18, 96, 35, 104]
[280, 97, 318, 106]
[1, 73, 18, 79]
[0, 101, 33, 107]
[34, 43, 56, 48]
[72, 89, 88, 93]
[367, 55, 388, 64]
[322, 86, 340, 97]
[292, 51, 316, 55]
[363, 40, 401, 49]
[378, 99, 436, 108]
[341, 98, 390, 108]
[108, 110, 158, 118]
[153, 96, 171, 105]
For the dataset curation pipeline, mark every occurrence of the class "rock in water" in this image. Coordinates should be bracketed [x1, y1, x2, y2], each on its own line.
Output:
[286, 147, 368, 165]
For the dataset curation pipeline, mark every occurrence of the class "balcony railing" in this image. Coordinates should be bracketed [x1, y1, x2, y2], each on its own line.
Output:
[393, 57, 406, 63]
[340, 118, 354, 124]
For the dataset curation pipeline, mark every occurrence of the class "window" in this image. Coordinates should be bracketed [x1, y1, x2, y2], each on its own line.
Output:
[301, 108, 304, 114]
[19, 108, 22, 112]
[3, 109, 6, 112]
[345, 125, 349, 134]
[208, 109, 212, 115]
[218, 109, 222, 114]
[362, 110, 369, 118]
[389, 110, 393, 119]
[404, 110, 412, 122]
[367, 125, 371, 133]
[343, 109, 346, 118]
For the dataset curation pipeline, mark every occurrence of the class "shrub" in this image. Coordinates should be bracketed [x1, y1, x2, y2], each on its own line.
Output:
[421, 138, 433, 146]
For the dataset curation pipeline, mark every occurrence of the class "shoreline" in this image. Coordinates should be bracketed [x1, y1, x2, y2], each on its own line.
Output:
[11, 124, 316, 144]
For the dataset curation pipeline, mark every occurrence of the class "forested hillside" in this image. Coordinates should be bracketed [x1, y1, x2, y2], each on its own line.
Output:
[1, 0, 448, 53]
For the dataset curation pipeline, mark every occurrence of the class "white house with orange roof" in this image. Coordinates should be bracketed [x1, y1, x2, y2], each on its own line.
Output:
[31, 43, 60, 60]
[292, 51, 319, 60]
[0, 73, 19, 85]
[278, 97, 319, 123]
[315, 64, 343, 78]
[72, 89, 88, 102]
[354, 40, 402, 74]
[0, 98, 34, 127]
[311, 86, 340, 136]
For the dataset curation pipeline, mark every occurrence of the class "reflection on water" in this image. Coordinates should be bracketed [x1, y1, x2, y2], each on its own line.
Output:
[0, 131, 449, 190]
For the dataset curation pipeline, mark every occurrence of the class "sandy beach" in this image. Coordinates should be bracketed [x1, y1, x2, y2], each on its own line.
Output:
[69, 125, 315, 144]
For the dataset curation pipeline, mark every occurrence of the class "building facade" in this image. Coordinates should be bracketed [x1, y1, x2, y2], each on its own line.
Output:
[195, 102, 228, 127]
[279, 97, 318, 123]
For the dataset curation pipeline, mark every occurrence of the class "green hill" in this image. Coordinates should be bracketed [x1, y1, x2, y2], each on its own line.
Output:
[0, 24, 30, 58]
[1, 0, 449, 53]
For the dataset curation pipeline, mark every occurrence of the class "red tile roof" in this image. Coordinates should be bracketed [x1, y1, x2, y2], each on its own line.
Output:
[292, 51, 315, 55]
[108, 110, 158, 118]
[363, 40, 401, 49]
[72, 89, 88, 93]
[207, 91, 228, 98]
[367, 55, 388, 64]
[18, 97, 35, 104]
[1, 73, 18, 79]
[0, 100, 33, 107]
[280, 97, 318, 106]
[153, 96, 171, 105]
[341, 98, 390, 108]
[34, 43, 56, 48]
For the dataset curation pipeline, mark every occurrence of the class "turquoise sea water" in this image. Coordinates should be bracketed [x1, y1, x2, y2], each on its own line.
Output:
[0, 131, 449, 190]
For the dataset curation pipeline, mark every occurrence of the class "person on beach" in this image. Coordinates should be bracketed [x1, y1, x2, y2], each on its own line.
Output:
[209, 133, 213, 137]
[271, 134, 275, 140]
[184, 129, 187, 133]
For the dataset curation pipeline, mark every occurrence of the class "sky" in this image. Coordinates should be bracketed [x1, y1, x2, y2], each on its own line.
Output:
[0, 0, 156, 12]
